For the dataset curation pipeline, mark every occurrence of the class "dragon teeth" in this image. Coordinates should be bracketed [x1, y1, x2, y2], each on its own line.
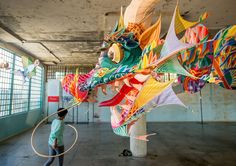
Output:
[123, 78, 132, 87]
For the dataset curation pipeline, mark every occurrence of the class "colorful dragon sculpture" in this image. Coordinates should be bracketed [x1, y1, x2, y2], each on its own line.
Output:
[62, 0, 236, 137]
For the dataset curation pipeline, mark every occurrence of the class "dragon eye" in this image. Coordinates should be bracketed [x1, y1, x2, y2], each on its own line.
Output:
[107, 43, 124, 63]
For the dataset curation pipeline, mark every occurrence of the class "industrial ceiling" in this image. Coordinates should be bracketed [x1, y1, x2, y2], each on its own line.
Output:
[0, 0, 235, 65]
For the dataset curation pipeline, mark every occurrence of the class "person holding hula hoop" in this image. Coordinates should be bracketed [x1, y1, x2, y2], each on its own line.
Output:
[44, 108, 68, 166]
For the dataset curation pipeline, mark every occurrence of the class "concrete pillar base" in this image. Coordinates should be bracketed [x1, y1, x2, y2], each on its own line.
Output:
[130, 115, 147, 157]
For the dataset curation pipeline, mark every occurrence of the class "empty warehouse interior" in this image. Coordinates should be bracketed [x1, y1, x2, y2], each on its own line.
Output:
[0, 0, 236, 166]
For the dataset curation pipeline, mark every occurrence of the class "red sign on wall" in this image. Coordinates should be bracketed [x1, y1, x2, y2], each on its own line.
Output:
[48, 96, 59, 102]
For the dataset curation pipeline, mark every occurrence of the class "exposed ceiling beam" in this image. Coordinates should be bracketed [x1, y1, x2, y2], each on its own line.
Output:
[0, 21, 61, 62]
[25, 39, 102, 43]
[39, 43, 61, 62]
[0, 21, 25, 42]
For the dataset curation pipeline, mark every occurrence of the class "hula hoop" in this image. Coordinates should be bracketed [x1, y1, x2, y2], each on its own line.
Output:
[31, 102, 80, 158]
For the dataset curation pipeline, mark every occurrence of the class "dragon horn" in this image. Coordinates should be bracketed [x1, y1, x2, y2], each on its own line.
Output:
[117, 6, 125, 31]
[124, 0, 161, 30]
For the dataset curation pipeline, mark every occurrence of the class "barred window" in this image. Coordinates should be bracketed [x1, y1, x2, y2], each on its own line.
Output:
[30, 67, 43, 110]
[11, 55, 29, 114]
[0, 49, 14, 116]
[0, 47, 44, 117]
[46, 65, 93, 81]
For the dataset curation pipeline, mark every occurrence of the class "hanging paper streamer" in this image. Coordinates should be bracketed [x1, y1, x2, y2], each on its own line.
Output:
[15, 56, 40, 83]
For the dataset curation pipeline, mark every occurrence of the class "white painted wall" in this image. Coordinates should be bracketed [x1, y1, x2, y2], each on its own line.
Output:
[47, 79, 61, 122]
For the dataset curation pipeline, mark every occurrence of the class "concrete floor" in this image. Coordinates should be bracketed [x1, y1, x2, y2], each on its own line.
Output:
[0, 122, 236, 166]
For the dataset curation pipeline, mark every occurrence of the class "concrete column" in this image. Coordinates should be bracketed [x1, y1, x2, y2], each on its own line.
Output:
[130, 115, 147, 157]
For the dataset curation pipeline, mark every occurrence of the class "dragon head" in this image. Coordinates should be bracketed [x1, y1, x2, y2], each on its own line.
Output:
[63, 0, 163, 103]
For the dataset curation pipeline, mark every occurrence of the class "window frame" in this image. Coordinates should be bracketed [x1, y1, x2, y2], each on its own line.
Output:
[0, 47, 44, 118]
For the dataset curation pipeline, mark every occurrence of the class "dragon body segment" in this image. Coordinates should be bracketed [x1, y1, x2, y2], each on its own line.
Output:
[62, 0, 236, 137]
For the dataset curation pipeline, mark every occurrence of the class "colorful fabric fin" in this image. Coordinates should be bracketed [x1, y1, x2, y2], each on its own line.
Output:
[160, 5, 193, 58]
[137, 44, 163, 70]
[125, 77, 174, 121]
[175, 5, 208, 34]
[155, 55, 196, 78]
[160, 4, 207, 59]
[123, 85, 185, 129]
[139, 16, 161, 49]
[143, 85, 186, 112]
[134, 77, 174, 110]
[118, 7, 125, 31]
